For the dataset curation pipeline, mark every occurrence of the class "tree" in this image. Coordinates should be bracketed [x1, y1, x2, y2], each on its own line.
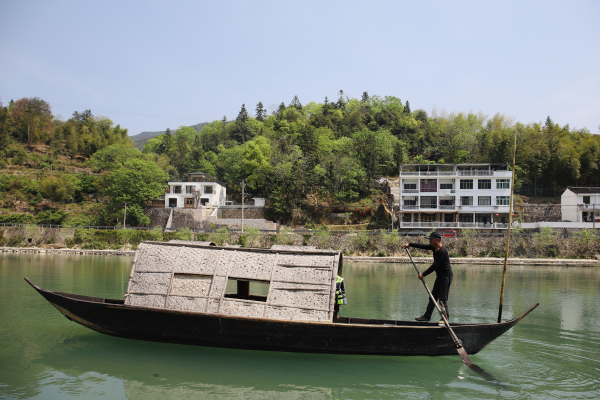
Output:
[237, 104, 250, 123]
[72, 109, 93, 122]
[404, 101, 411, 114]
[255, 101, 266, 122]
[105, 159, 168, 226]
[275, 102, 286, 117]
[361, 91, 369, 103]
[89, 143, 143, 171]
[336, 90, 346, 109]
[289, 96, 302, 111]
[243, 136, 273, 190]
[159, 128, 172, 154]
[11, 97, 53, 146]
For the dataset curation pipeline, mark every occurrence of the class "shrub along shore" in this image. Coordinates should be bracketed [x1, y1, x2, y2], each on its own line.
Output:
[0, 226, 598, 262]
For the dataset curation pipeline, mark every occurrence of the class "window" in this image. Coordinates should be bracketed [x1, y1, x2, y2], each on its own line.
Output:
[225, 278, 269, 302]
[440, 183, 453, 189]
[459, 214, 473, 222]
[478, 179, 491, 189]
[174, 185, 182, 194]
[478, 196, 491, 206]
[403, 199, 417, 205]
[583, 196, 590, 204]
[460, 179, 473, 189]
[440, 199, 454, 206]
[496, 179, 510, 189]
[204, 186, 214, 194]
[496, 196, 510, 205]
[420, 179, 437, 192]
[420, 214, 434, 222]
[460, 196, 473, 206]
[185, 185, 194, 194]
[420, 196, 437, 208]
[475, 214, 492, 223]
[404, 183, 417, 190]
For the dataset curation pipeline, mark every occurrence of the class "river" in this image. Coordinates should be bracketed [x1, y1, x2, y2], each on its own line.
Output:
[1, 253, 599, 399]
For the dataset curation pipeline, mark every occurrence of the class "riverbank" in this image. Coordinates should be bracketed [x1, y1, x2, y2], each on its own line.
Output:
[2, 246, 598, 266]
[0, 247, 135, 256]
[345, 255, 600, 266]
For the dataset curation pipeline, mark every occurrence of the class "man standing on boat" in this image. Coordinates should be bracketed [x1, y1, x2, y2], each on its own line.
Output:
[402, 232, 453, 322]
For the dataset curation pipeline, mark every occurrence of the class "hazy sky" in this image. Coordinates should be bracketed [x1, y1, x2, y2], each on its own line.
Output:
[1, 0, 599, 136]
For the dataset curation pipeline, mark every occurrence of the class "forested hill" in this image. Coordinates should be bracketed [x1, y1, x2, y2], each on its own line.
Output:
[131, 122, 210, 150]
[1, 94, 599, 226]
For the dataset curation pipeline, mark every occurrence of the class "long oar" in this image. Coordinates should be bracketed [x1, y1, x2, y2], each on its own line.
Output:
[404, 247, 474, 366]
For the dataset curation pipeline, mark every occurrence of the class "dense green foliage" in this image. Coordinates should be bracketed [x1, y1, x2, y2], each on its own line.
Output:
[1, 94, 599, 227]
[0, 99, 133, 158]
[140, 93, 600, 218]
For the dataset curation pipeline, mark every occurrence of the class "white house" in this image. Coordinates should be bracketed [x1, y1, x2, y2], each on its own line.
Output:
[561, 187, 600, 222]
[399, 163, 513, 229]
[165, 172, 226, 208]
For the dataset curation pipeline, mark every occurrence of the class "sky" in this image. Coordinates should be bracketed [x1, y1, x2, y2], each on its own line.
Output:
[1, 0, 599, 136]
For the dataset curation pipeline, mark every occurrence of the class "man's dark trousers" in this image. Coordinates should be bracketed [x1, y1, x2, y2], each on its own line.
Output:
[424, 274, 453, 319]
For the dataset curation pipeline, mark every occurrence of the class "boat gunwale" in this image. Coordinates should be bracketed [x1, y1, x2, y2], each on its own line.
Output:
[24, 277, 538, 330]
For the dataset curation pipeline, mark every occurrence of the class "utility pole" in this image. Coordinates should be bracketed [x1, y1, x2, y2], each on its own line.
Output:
[240, 180, 246, 234]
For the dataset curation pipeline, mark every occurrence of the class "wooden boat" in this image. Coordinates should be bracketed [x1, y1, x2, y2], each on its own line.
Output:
[26, 241, 538, 356]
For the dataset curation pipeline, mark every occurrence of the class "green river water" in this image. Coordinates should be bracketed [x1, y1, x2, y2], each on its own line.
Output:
[0, 253, 599, 399]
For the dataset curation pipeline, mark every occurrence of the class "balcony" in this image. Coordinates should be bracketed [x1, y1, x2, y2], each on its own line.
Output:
[439, 205, 455, 210]
[399, 171, 456, 176]
[457, 170, 494, 176]
[399, 222, 510, 229]
[401, 205, 419, 210]
[402, 189, 419, 193]
[580, 204, 598, 210]
[420, 188, 437, 193]
[420, 204, 438, 209]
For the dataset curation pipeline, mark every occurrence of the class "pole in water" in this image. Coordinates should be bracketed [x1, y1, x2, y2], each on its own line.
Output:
[404, 248, 500, 382]
[498, 131, 517, 323]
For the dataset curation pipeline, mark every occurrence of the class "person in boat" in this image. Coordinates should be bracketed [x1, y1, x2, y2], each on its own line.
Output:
[402, 231, 453, 322]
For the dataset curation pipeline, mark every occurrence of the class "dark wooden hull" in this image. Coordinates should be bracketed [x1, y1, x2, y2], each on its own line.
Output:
[25, 278, 538, 356]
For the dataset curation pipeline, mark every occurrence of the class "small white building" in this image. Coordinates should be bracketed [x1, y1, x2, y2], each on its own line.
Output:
[399, 163, 513, 229]
[165, 172, 226, 208]
[561, 187, 600, 222]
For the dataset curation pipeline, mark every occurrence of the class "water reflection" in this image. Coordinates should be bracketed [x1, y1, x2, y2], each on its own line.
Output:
[1, 255, 599, 399]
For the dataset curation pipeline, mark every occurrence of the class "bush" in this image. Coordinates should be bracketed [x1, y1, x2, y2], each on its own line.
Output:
[0, 214, 35, 224]
[489, 248, 505, 258]
[351, 230, 371, 252]
[380, 229, 400, 254]
[209, 228, 230, 246]
[313, 227, 331, 249]
[242, 227, 261, 248]
[275, 226, 295, 245]
[36, 210, 68, 225]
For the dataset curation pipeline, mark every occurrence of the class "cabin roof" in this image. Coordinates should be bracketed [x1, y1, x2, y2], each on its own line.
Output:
[124, 241, 342, 322]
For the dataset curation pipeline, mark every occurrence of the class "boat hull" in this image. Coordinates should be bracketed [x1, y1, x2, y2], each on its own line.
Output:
[26, 278, 538, 356]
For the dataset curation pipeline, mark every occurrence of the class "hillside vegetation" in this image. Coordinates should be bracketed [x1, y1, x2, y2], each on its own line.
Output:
[1, 93, 599, 228]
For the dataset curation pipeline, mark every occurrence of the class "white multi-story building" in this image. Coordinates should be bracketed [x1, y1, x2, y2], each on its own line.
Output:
[399, 163, 512, 229]
[561, 187, 600, 222]
[165, 172, 226, 208]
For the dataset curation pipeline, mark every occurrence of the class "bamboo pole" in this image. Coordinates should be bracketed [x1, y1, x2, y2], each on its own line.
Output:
[498, 132, 517, 323]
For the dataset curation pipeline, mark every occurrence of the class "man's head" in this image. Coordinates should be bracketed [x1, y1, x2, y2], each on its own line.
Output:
[426, 231, 442, 245]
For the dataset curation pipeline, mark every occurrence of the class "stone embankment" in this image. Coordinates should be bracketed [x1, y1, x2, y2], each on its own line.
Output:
[1, 246, 598, 266]
[0, 247, 135, 256]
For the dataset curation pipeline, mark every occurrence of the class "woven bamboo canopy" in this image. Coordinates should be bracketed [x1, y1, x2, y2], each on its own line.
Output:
[124, 241, 343, 323]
